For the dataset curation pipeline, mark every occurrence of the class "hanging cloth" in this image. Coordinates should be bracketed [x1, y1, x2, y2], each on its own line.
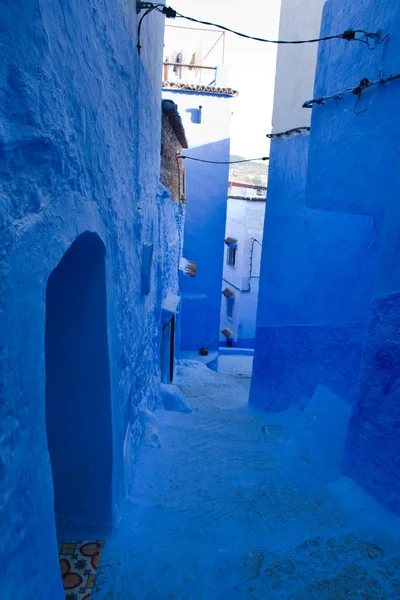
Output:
[174, 51, 183, 77]
[189, 53, 196, 71]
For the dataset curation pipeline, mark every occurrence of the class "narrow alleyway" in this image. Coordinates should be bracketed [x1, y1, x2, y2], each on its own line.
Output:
[93, 357, 400, 599]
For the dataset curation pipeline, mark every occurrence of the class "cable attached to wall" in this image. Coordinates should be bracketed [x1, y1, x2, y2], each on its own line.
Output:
[267, 127, 310, 139]
[136, 2, 383, 54]
[178, 155, 269, 165]
[137, 4, 162, 53]
[303, 72, 400, 111]
[173, 18, 375, 48]
[223, 238, 263, 294]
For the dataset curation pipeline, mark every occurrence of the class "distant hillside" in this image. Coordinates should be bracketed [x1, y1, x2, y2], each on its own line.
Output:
[229, 155, 269, 187]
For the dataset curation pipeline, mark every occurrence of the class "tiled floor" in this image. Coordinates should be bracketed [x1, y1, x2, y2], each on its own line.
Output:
[58, 541, 105, 600]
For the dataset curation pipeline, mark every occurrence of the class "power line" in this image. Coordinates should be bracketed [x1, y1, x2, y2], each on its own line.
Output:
[267, 127, 310, 139]
[137, 4, 163, 54]
[136, 3, 382, 51]
[303, 72, 400, 109]
[174, 15, 372, 47]
[178, 155, 269, 164]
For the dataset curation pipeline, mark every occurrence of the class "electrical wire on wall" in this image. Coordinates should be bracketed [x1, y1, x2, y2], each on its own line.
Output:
[137, 4, 161, 53]
[303, 72, 400, 112]
[136, 2, 384, 54]
[267, 127, 310, 139]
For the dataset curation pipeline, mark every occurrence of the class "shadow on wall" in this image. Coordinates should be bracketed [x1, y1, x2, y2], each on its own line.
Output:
[45, 231, 113, 537]
[185, 107, 202, 124]
[179, 137, 231, 354]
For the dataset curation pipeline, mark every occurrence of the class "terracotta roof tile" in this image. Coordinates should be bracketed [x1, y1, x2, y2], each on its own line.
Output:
[163, 82, 238, 97]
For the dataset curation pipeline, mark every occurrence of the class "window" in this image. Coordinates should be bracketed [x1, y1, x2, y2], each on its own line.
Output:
[227, 246, 236, 267]
[225, 237, 238, 267]
[226, 297, 234, 319]
[222, 287, 235, 320]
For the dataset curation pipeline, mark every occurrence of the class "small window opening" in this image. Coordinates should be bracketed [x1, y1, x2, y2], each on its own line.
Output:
[226, 296, 234, 319]
[227, 246, 236, 267]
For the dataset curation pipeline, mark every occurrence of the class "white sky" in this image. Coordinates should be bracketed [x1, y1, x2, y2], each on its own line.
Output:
[165, 0, 282, 158]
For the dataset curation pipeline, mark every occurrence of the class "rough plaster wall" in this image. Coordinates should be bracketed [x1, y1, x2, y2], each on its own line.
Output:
[307, 1, 400, 216]
[272, 0, 326, 131]
[250, 0, 392, 412]
[330, 0, 400, 513]
[344, 292, 400, 513]
[0, 1, 168, 598]
[160, 113, 184, 202]
[156, 184, 185, 313]
[250, 134, 381, 411]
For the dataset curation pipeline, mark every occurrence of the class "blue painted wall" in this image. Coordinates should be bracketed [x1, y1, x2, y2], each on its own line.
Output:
[307, 0, 400, 218]
[252, 0, 400, 513]
[250, 133, 381, 411]
[156, 184, 185, 375]
[162, 90, 234, 358]
[311, 0, 400, 513]
[0, 2, 172, 598]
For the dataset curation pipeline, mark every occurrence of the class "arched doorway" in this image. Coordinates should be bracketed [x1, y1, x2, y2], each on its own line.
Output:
[45, 232, 112, 536]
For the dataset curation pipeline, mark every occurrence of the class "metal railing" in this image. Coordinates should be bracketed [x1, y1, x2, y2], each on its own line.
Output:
[163, 62, 217, 86]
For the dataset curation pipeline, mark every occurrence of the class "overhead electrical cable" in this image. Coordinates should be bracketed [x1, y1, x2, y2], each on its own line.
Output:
[136, 2, 383, 53]
[178, 155, 269, 164]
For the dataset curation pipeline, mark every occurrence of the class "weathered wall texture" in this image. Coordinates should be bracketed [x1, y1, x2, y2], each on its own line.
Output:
[306, 1, 400, 217]
[250, 134, 381, 410]
[250, 0, 383, 411]
[253, 0, 400, 514]
[317, 0, 400, 513]
[162, 89, 234, 359]
[160, 113, 184, 202]
[0, 2, 176, 598]
[156, 183, 185, 367]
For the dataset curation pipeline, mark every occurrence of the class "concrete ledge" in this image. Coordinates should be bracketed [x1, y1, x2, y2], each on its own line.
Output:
[219, 347, 254, 356]
[179, 350, 219, 372]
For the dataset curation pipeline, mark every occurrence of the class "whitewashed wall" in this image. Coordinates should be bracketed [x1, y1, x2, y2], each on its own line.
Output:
[272, 0, 326, 131]
[220, 198, 266, 345]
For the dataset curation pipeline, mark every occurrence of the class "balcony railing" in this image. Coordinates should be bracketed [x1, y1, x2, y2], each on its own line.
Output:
[163, 62, 217, 87]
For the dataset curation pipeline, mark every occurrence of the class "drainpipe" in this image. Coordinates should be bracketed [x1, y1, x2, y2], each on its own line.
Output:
[223, 238, 262, 293]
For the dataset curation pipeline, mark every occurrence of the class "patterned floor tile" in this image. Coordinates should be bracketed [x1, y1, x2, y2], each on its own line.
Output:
[58, 540, 105, 600]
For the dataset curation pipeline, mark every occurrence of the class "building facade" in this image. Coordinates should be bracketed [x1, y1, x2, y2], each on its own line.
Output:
[220, 184, 266, 348]
[250, 0, 381, 411]
[162, 79, 237, 370]
[313, 0, 400, 515]
[0, 4, 184, 598]
[251, 0, 400, 516]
